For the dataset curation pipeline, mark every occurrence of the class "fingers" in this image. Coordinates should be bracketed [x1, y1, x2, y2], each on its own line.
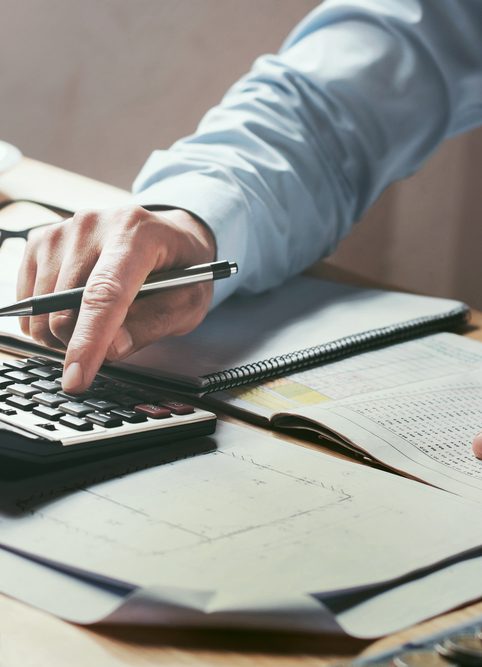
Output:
[473, 432, 482, 459]
[104, 282, 213, 362]
[49, 211, 101, 346]
[16, 205, 216, 394]
[62, 209, 161, 392]
[16, 232, 38, 338]
[17, 222, 65, 346]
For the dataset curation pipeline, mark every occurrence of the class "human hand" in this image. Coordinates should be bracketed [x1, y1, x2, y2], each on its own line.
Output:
[17, 206, 216, 393]
[473, 433, 482, 459]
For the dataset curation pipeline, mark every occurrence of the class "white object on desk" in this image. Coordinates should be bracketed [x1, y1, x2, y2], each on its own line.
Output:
[212, 333, 482, 502]
[3, 539, 482, 637]
[0, 141, 22, 173]
[1, 422, 482, 636]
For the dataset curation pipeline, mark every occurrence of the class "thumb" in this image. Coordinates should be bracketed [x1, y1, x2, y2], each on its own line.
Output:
[105, 325, 135, 361]
[105, 285, 212, 361]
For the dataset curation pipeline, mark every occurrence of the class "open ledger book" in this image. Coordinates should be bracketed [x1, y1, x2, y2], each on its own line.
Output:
[208, 332, 482, 502]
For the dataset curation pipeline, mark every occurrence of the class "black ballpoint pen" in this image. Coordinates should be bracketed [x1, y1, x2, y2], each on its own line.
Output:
[0, 260, 238, 318]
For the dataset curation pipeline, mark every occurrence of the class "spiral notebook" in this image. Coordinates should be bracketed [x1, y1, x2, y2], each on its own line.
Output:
[109, 276, 469, 393]
[0, 274, 469, 393]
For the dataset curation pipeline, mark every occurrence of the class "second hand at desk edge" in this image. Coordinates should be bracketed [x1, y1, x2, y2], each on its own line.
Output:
[0, 260, 238, 318]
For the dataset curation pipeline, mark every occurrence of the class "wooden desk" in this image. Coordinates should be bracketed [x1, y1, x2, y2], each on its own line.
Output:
[1, 158, 482, 667]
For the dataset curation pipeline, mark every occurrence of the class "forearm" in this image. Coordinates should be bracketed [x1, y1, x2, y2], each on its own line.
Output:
[134, 0, 482, 305]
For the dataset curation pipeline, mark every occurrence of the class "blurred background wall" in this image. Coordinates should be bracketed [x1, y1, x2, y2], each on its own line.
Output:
[1, 0, 481, 307]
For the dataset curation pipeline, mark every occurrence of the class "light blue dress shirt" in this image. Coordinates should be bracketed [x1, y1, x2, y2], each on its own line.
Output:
[133, 0, 482, 308]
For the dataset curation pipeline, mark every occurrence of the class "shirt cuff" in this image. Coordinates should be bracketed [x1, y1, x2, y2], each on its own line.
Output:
[133, 169, 248, 308]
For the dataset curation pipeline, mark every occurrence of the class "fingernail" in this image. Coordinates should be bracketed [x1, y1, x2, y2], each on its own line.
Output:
[110, 326, 133, 359]
[62, 361, 84, 391]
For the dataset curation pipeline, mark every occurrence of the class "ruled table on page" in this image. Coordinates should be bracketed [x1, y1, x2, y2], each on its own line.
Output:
[316, 370, 482, 501]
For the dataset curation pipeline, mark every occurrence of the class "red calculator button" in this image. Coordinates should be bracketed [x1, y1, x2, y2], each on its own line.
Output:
[158, 400, 194, 415]
[134, 404, 171, 419]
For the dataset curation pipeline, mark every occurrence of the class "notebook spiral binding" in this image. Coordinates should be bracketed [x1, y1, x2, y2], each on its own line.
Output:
[202, 305, 470, 393]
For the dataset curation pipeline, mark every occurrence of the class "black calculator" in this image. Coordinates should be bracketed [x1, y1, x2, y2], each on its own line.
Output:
[0, 354, 217, 501]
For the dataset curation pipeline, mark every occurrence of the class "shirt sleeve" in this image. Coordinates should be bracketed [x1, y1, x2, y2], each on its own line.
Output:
[132, 0, 482, 307]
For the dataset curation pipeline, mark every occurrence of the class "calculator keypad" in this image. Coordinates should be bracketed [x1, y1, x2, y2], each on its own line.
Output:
[0, 355, 211, 446]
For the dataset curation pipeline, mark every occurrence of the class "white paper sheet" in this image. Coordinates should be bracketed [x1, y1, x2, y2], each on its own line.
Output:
[336, 556, 482, 638]
[1, 423, 482, 622]
[0, 546, 125, 623]
[6, 543, 482, 638]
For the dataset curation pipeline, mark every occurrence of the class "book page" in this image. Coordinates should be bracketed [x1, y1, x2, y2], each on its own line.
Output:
[300, 369, 482, 501]
[211, 333, 482, 418]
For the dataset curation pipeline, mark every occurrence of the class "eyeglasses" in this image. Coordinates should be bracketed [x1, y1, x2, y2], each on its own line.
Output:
[0, 198, 74, 248]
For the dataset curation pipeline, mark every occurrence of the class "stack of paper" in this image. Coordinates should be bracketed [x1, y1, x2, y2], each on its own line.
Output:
[1, 423, 482, 637]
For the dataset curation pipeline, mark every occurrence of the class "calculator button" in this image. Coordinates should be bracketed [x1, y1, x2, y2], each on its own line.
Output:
[116, 394, 140, 408]
[59, 401, 92, 417]
[3, 359, 36, 371]
[34, 392, 67, 408]
[134, 404, 171, 419]
[83, 398, 119, 412]
[0, 407, 17, 416]
[31, 379, 62, 393]
[29, 366, 62, 380]
[110, 382, 142, 397]
[59, 415, 94, 431]
[8, 383, 40, 399]
[90, 383, 110, 394]
[104, 380, 123, 388]
[57, 390, 93, 402]
[33, 406, 63, 421]
[85, 412, 123, 428]
[6, 396, 36, 411]
[4, 370, 35, 383]
[28, 356, 55, 366]
[111, 408, 147, 423]
[91, 379, 108, 388]
[87, 387, 110, 399]
[158, 399, 194, 415]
